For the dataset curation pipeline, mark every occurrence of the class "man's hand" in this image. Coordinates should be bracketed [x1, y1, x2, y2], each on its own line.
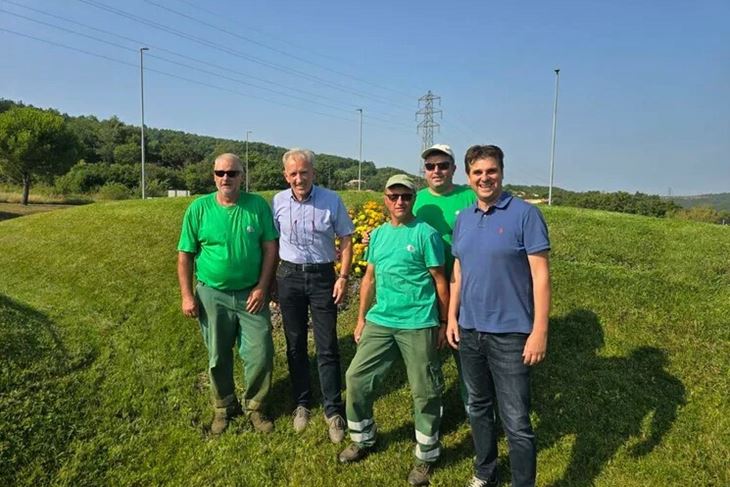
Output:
[437, 323, 448, 349]
[446, 318, 460, 349]
[181, 294, 198, 318]
[246, 286, 266, 314]
[354, 318, 366, 344]
[522, 329, 547, 365]
[332, 277, 348, 305]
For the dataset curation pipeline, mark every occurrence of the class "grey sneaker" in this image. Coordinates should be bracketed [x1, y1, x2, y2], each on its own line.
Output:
[338, 442, 373, 464]
[292, 406, 311, 433]
[407, 462, 433, 486]
[466, 475, 499, 487]
[326, 414, 346, 443]
[248, 411, 274, 434]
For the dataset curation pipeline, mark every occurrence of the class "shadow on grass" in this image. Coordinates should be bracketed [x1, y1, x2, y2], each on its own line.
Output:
[533, 309, 686, 487]
[0, 294, 96, 486]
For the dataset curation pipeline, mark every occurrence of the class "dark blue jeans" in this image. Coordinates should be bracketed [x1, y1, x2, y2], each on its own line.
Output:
[277, 262, 343, 418]
[459, 328, 536, 487]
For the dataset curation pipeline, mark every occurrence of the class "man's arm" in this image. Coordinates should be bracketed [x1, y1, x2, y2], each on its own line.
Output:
[332, 234, 353, 305]
[523, 251, 551, 365]
[246, 239, 279, 313]
[178, 251, 198, 318]
[446, 258, 462, 349]
[428, 266, 450, 349]
[354, 263, 375, 344]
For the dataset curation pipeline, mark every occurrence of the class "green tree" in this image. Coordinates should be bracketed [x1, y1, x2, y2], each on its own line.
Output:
[0, 106, 79, 205]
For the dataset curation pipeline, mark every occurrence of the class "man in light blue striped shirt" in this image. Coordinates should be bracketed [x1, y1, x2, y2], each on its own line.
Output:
[272, 148, 354, 443]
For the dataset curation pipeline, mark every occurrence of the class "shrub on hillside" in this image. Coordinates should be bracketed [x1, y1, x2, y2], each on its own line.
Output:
[95, 182, 132, 200]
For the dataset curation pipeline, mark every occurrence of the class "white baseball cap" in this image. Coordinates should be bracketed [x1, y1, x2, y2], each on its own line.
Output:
[421, 144, 454, 160]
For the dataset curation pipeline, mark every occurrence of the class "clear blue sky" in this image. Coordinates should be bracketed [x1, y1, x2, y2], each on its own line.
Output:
[2, 0, 728, 195]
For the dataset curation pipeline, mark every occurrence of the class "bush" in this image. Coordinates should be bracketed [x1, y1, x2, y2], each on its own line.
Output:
[95, 182, 132, 200]
[336, 200, 387, 278]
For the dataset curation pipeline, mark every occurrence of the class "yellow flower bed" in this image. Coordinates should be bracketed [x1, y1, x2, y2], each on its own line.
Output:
[336, 200, 387, 278]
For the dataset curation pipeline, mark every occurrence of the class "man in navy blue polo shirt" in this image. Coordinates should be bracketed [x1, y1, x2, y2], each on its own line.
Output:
[446, 145, 551, 487]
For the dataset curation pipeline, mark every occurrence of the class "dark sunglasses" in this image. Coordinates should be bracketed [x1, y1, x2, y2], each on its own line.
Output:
[424, 161, 451, 171]
[385, 193, 414, 202]
[214, 170, 241, 178]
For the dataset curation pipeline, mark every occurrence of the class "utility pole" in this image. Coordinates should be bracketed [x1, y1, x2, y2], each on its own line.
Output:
[245, 130, 252, 192]
[548, 68, 560, 206]
[139, 47, 149, 199]
[416, 91, 442, 176]
[356, 108, 363, 191]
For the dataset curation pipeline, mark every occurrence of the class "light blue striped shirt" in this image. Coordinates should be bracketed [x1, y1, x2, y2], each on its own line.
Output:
[273, 185, 355, 264]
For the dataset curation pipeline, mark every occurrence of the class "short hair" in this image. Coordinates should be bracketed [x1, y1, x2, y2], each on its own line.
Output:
[464, 145, 504, 173]
[282, 148, 315, 166]
[214, 153, 243, 171]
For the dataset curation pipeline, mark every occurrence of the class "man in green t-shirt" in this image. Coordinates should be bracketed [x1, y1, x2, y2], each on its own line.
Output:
[177, 153, 279, 436]
[338, 175, 449, 487]
[413, 143, 476, 414]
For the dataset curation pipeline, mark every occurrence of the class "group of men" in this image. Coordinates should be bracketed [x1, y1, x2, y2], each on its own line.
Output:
[177, 143, 551, 487]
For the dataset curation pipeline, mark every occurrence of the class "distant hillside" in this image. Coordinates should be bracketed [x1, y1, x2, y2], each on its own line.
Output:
[670, 193, 730, 212]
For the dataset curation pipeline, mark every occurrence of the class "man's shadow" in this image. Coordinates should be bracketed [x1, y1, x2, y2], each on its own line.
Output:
[533, 309, 685, 486]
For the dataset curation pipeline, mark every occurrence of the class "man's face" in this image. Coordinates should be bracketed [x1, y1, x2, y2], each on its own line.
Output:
[424, 152, 455, 191]
[213, 156, 243, 197]
[467, 157, 503, 204]
[383, 185, 415, 220]
[283, 155, 314, 199]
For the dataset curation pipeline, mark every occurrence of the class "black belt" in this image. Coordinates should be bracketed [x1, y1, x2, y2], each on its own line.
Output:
[280, 260, 334, 272]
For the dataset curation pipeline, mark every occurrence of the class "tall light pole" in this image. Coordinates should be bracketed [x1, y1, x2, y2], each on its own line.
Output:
[548, 68, 560, 206]
[140, 47, 149, 199]
[245, 130, 252, 192]
[356, 108, 363, 191]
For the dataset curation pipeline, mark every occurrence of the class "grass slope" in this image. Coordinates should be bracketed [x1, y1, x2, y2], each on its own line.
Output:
[1, 195, 728, 486]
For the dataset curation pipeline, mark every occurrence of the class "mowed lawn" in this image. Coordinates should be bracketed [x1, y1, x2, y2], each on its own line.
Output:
[0, 193, 728, 486]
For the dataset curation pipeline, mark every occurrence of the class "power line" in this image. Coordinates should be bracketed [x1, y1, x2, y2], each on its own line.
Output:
[75, 0, 413, 111]
[1, 5, 413, 133]
[146, 0, 416, 101]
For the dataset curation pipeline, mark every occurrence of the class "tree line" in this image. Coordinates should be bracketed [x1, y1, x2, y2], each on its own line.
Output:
[0, 100, 406, 204]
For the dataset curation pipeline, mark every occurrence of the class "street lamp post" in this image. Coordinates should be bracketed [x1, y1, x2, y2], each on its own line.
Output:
[548, 68, 560, 206]
[356, 108, 363, 191]
[140, 47, 149, 199]
[245, 130, 252, 192]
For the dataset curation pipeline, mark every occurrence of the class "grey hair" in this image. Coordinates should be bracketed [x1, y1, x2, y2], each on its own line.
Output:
[282, 148, 315, 166]
[214, 153, 243, 170]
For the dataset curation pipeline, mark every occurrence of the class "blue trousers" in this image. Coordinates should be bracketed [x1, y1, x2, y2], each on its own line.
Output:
[459, 328, 536, 487]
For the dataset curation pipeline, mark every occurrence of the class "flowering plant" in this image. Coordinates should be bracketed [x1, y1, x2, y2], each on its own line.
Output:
[336, 200, 387, 277]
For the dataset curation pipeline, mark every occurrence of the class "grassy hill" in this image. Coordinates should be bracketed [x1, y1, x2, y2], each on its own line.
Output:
[1, 194, 728, 486]
[670, 192, 730, 212]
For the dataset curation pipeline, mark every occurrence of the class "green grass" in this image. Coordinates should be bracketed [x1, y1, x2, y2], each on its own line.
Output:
[0, 194, 728, 486]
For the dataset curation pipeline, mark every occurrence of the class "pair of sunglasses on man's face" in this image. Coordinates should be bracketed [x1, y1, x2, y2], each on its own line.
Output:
[214, 170, 241, 178]
[385, 193, 414, 202]
[424, 161, 451, 171]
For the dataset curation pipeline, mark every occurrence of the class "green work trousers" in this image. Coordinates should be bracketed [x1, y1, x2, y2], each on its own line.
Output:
[345, 322, 443, 463]
[196, 282, 274, 412]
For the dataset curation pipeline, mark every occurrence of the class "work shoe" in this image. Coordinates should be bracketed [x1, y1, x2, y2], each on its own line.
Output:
[248, 411, 274, 434]
[326, 414, 346, 443]
[466, 475, 499, 487]
[292, 406, 311, 433]
[338, 442, 373, 464]
[210, 400, 243, 435]
[407, 462, 433, 486]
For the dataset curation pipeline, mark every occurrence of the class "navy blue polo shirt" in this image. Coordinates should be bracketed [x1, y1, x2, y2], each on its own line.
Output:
[452, 192, 550, 334]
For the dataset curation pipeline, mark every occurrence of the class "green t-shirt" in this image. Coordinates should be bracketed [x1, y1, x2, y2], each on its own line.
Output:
[365, 219, 444, 329]
[413, 185, 476, 278]
[177, 192, 279, 291]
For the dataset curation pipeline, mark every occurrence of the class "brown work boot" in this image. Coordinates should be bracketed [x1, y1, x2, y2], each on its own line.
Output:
[408, 462, 433, 486]
[338, 442, 374, 463]
[248, 410, 274, 434]
[210, 397, 242, 435]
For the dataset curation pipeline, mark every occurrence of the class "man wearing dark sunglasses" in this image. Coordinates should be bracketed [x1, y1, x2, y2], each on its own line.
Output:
[414, 144, 476, 417]
[177, 153, 279, 436]
[272, 148, 354, 443]
[339, 174, 449, 487]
